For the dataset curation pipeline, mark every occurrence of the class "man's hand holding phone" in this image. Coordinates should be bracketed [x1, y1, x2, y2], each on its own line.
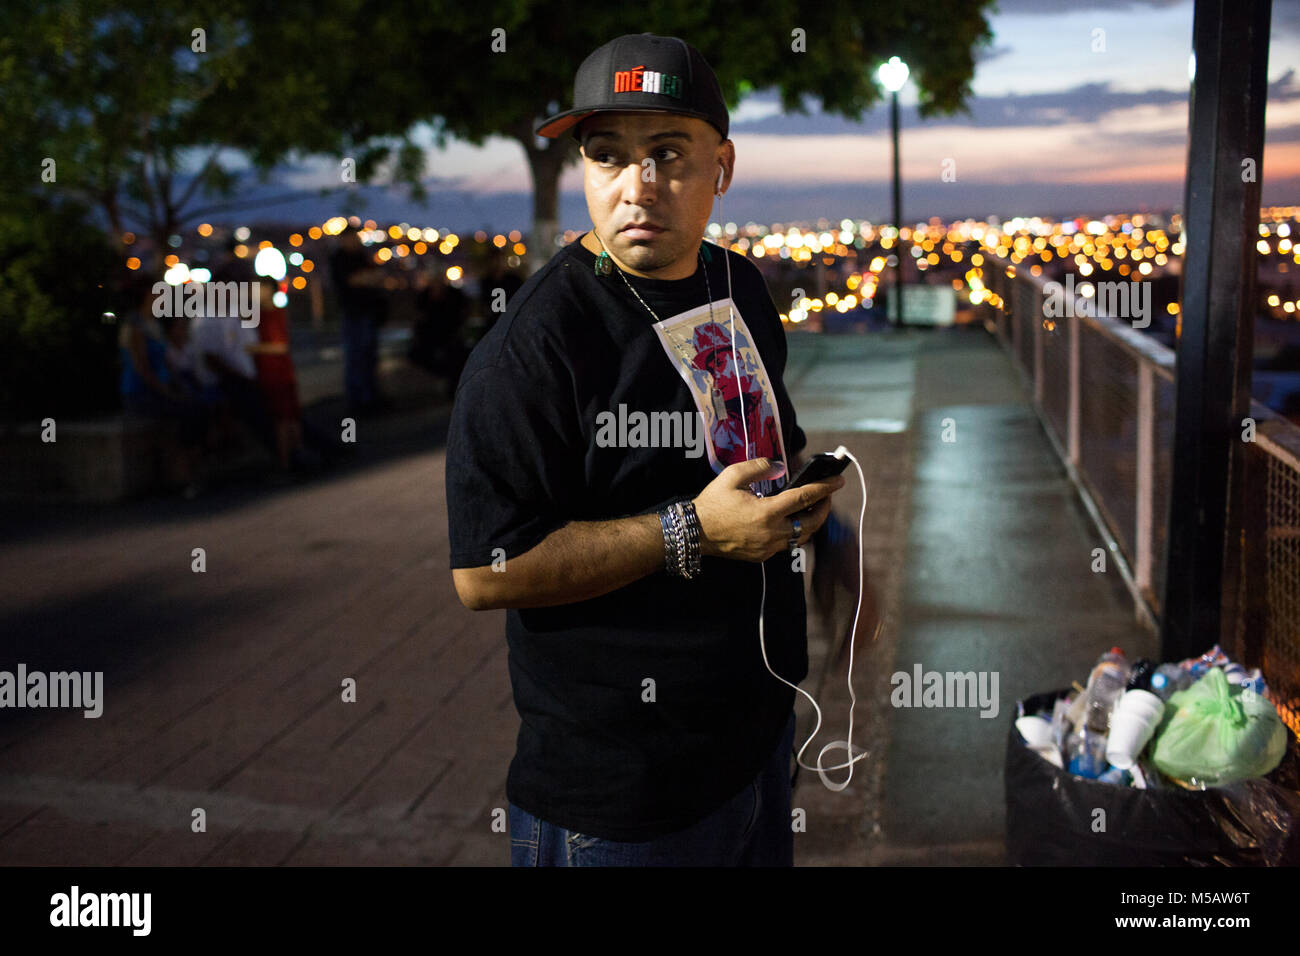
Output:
[692, 457, 845, 562]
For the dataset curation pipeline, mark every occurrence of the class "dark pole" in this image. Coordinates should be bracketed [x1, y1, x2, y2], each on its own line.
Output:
[891, 88, 904, 328]
[1161, 0, 1270, 662]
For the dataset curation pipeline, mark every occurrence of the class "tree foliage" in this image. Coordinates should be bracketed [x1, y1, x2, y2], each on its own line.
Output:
[0, 1, 996, 421]
[4, 0, 996, 256]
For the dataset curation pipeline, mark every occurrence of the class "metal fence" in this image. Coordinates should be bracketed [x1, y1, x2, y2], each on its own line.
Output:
[977, 256, 1299, 735]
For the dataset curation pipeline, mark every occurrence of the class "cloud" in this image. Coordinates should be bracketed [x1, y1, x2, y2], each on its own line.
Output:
[990, 0, 1187, 14]
[732, 83, 1186, 134]
[964, 69, 1299, 129]
[989, 0, 1298, 39]
[731, 69, 1300, 136]
[962, 83, 1187, 127]
[1273, 3, 1300, 39]
[730, 98, 786, 125]
[974, 44, 1015, 64]
[1266, 122, 1300, 145]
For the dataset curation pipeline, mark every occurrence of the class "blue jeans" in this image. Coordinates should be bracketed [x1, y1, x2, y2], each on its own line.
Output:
[509, 711, 796, 867]
[341, 311, 379, 407]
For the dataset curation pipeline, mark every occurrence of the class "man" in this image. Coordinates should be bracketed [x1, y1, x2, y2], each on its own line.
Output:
[191, 261, 280, 464]
[476, 245, 523, 337]
[329, 226, 392, 416]
[410, 265, 471, 396]
[445, 33, 844, 866]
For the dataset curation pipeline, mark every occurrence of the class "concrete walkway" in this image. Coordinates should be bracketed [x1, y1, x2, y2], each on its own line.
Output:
[788, 327, 1155, 865]
[0, 326, 1153, 865]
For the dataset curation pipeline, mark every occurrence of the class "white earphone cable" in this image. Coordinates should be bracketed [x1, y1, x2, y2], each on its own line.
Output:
[757, 452, 872, 792]
[711, 175, 871, 793]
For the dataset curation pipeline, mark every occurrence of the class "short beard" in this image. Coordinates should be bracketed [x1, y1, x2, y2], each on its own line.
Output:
[612, 233, 685, 275]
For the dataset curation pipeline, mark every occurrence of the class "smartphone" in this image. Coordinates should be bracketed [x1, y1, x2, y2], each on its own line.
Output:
[787, 448, 851, 488]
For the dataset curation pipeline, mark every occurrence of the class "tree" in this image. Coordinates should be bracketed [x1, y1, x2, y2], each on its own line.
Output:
[0, 196, 122, 425]
[0, 1, 995, 421]
[0, 1, 266, 259]
[4, 1, 996, 271]
[313, 0, 998, 271]
[0, 1, 421, 258]
[0, 1, 389, 420]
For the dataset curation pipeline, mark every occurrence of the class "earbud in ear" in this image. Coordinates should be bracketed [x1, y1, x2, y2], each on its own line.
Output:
[716, 166, 725, 194]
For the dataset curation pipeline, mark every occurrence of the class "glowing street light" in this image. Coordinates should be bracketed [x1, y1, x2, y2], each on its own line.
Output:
[254, 247, 287, 282]
[877, 56, 909, 93]
[878, 56, 910, 327]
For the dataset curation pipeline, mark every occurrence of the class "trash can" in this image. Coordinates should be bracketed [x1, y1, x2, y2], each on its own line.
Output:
[1005, 688, 1300, 866]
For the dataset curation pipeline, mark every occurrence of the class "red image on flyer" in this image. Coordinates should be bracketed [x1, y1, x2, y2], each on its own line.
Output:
[651, 297, 787, 494]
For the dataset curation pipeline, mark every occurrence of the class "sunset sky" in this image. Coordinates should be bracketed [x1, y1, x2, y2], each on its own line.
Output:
[233, 0, 1300, 231]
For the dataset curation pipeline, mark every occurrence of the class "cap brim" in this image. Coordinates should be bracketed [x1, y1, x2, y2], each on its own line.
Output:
[534, 109, 597, 139]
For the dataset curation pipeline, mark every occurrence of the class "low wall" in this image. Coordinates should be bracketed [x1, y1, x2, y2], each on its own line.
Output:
[0, 415, 168, 503]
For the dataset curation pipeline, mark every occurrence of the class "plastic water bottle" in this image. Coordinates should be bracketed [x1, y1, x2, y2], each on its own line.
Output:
[1067, 727, 1107, 778]
[1149, 663, 1192, 701]
[1084, 647, 1129, 734]
[1097, 765, 1131, 786]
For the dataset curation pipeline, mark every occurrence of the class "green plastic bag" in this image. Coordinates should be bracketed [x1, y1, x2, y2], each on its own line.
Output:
[1150, 668, 1288, 785]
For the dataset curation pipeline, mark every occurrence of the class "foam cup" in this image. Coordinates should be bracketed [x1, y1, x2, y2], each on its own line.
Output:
[1105, 689, 1165, 770]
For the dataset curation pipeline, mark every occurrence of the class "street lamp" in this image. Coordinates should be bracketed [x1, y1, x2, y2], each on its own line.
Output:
[877, 56, 909, 328]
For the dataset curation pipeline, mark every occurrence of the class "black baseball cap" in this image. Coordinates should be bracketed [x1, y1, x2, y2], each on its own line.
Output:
[535, 33, 729, 143]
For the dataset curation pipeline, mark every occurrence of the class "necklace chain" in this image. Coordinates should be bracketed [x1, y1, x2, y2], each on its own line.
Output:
[593, 235, 757, 470]
[600, 238, 750, 459]
[600, 241, 714, 330]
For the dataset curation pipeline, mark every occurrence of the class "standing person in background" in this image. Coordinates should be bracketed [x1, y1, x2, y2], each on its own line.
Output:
[160, 311, 215, 495]
[162, 311, 203, 403]
[329, 226, 392, 416]
[248, 276, 311, 476]
[193, 262, 281, 466]
[476, 246, 523, 337]
[410, 265, 471, 397]
[249, 275, 352, 477]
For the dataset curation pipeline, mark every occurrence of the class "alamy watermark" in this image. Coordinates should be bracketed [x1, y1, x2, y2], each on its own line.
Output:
[50, 886, 150, 936]
[595, 404, 706, 459]
[1043, 273, 1150, 328]
[890, 664, 999, 719]
[152, 280, 260, 328]
[0, 664, 103, 718]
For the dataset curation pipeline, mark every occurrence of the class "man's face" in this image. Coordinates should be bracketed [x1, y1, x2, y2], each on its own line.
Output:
[578, 112, 733, 280]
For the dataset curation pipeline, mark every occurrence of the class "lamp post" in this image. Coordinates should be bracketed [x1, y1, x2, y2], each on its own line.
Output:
[877, 56, 909, 328]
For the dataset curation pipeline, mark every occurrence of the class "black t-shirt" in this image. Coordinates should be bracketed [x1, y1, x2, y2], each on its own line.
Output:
[445, 234, 809, 841]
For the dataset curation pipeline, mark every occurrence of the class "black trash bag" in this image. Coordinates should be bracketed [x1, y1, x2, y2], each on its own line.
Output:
[1005, 688, 1300, 866]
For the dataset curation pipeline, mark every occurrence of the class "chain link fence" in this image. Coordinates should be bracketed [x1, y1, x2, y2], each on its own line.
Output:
[977, 256, 1299, 735]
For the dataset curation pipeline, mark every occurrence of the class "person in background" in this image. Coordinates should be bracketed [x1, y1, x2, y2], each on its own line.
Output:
[247, 276, 310, 475]
[161, 311, 216, 494]
[329, 226, 392, 416]
[118, 276, 206, 497]
[162, 311, 203, 402]
[246, 276, 348, 477]
[192, 262, 281, 466]
[410, 265, 470, 397]
[476, 245, 523, 337]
